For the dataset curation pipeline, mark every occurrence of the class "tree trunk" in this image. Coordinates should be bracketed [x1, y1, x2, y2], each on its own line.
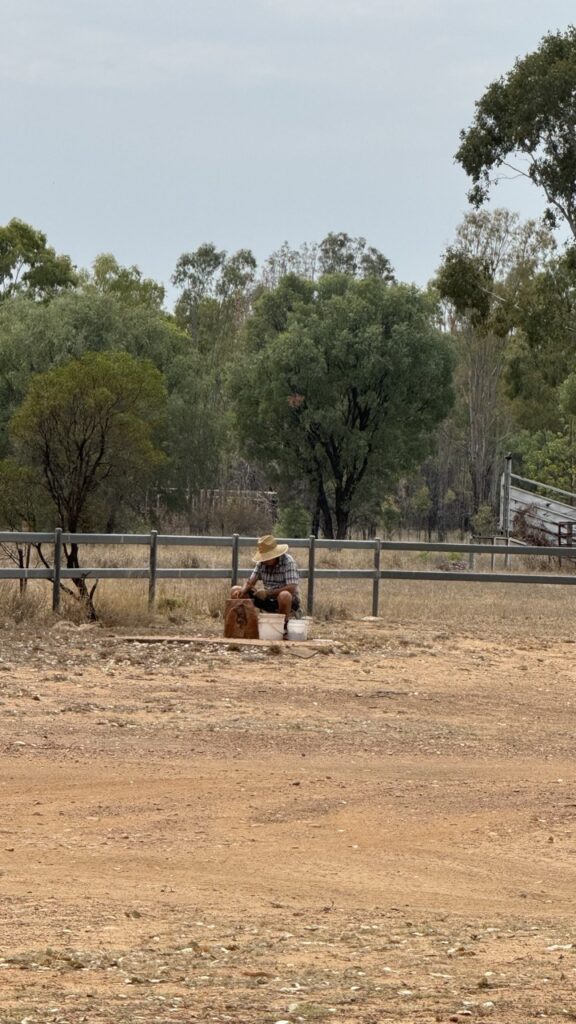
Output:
[17, 545, 30, 596]
[312, 501, 321, 538]
[335, 506, 350, 539]
[334, 479, 352, 539]
[315, 474, 334, 539]
[65, 541, 98, 620]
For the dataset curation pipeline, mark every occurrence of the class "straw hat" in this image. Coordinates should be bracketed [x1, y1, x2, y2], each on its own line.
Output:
[252, 534, 289, 563]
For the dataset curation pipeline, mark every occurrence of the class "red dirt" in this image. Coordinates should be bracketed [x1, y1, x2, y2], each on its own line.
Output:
[1, 616, 576, 1022]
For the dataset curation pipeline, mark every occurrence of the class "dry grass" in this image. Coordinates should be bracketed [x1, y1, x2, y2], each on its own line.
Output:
[0, 539, 573, 639]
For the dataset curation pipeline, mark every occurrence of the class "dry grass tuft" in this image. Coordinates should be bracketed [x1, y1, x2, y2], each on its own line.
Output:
[0, 586, 52, 625]
[314, 597, 349, 621]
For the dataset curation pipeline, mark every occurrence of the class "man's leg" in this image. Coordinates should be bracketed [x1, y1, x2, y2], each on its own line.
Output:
[277, 589, 296, 639]
[277, 590, 293, 618]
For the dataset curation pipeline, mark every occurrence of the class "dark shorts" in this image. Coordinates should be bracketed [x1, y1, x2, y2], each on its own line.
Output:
[249, 590, 301, 614]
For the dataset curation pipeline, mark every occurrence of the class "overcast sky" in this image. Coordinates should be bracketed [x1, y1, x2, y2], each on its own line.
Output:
[1, 0, 574, 305]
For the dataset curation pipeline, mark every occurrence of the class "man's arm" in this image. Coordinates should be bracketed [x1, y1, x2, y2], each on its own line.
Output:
[263, 583, 298, 598]
[238, 566, 260, 596]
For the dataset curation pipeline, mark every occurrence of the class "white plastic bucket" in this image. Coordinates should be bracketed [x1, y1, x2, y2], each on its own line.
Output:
[258, 613, 285, 641]
[287, 617, 311, 641]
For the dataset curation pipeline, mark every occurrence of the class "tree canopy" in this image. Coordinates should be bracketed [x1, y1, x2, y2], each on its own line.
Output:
[261, 233, 395, 288]
[317, 232, 395, 281]
[456, 27, 576, 237]
[232, 274, 454, 537]
[84, 253, 166, 309]
[504, 246, 576, 429]
[0, 218, 77, 301]
[4, 350, 166, 615]
[172, 243, 257, 349]
[0, 289, 187, 440]
[434, 210, 555, 511]
[9, 350, 167, 534]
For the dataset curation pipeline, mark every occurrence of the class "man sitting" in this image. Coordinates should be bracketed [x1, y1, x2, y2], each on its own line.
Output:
[231, 535, 301, 629]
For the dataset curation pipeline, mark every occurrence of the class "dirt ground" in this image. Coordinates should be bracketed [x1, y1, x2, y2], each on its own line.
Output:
[2, 609, 576, 1023]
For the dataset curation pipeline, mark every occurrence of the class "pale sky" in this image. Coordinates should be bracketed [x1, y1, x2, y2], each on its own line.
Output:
[1, 0, 574, 306]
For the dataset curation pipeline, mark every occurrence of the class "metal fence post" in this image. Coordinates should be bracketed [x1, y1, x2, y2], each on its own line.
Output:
[307, 535, 316, 617]
[231, 533, 239, 587]
[372, 537, 381, 617]
[52, 527, 62, 613]
[503, 453, 512, 568]
[148, 530, 158, 611]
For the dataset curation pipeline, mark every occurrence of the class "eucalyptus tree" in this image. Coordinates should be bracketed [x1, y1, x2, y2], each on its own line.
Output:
[0, 218, 77, 300]
[0, 288, 187, 455]
[457, 26, 576, 237]
[262, 232, 395, 288]
[6, 351, 166, 616]
[318, 232, 395, 281]
[85, 253, 166, 309]
[232, 274, 454, 538]
[435, 209, 555, 511]
[172, 243, 257, 357]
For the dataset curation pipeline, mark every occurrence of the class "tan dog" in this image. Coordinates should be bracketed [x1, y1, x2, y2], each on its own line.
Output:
[224, 598, 259, 639]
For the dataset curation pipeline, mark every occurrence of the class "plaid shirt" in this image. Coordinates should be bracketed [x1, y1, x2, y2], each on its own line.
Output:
[249, 553, 300, 593]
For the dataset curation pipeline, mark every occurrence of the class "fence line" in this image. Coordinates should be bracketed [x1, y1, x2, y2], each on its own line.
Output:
[0, 530, 574, 616]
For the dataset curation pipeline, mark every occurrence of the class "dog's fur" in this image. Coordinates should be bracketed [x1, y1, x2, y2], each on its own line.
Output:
[224, 598, 259, 639]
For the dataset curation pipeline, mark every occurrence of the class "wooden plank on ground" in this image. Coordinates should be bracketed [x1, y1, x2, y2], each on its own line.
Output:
[120, 635, 338, 648]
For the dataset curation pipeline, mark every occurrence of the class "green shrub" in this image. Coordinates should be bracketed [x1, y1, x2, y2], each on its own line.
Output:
[275, 501, 311, 538]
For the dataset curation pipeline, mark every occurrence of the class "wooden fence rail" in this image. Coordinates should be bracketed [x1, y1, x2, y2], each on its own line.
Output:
[0, 530, 575, 617]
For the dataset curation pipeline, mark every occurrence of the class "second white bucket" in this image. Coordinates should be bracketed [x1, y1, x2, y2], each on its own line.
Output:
[287, 617, 311, 641]
[258, 613, 285, 641]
